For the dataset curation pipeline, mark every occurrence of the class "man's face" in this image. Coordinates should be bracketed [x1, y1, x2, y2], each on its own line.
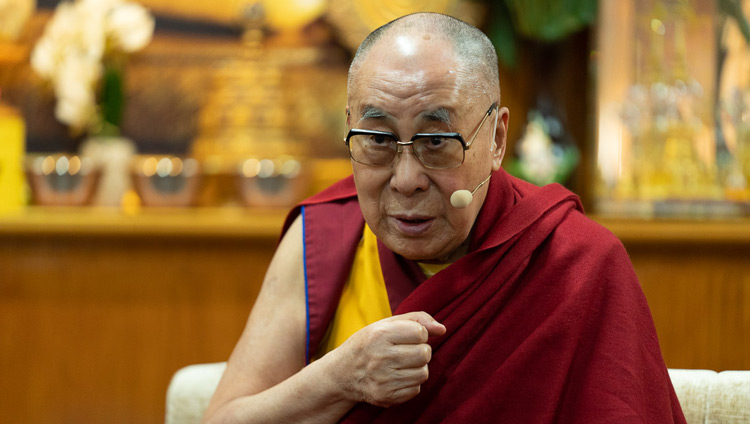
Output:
[347, 34, 508, 262]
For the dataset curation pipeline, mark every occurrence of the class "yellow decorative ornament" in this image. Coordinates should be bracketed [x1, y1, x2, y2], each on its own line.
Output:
[326, 0, 485, 51]
[259, 0, 327, 32]
[0, 0, 35, 42]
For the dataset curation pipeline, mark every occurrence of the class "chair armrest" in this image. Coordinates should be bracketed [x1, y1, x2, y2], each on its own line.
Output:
[668, 368, 716, 423]
[165, 362, 227, 424]
[669, 368, 750, 424]
[164, 365, 750, 424]
[708, 371, 750, 423]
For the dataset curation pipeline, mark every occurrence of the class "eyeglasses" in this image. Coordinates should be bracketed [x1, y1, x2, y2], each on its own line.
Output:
[344, 103, 497, 169]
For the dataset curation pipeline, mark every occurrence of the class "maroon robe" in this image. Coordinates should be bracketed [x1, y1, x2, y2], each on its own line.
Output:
[282, 169, 685, 423]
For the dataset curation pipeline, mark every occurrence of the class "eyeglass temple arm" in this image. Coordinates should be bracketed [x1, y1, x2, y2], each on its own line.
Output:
[465, 103, 498, 148]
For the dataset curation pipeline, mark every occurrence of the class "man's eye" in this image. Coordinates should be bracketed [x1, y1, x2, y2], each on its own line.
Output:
[370, 134, 390, 145]
[426, 137, 448, 148]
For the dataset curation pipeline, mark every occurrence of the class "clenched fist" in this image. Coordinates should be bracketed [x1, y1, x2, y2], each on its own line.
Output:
[326, 311, 446, 408]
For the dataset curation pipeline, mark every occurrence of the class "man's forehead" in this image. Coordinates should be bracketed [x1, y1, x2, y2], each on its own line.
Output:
[347, 31, 481, 124]
[350, 52, 467, 119]
[370, 31, 454, 63]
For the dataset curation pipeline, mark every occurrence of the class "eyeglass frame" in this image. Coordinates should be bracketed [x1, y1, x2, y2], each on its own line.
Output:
[343, 103, 498, 169]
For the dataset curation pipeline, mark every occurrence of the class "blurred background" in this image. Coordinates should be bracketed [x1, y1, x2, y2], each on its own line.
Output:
[0, 0, 748, 422]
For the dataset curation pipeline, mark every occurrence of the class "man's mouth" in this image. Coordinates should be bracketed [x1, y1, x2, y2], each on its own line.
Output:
[391, 215, 434, 236]
[400, 217, 429, 224]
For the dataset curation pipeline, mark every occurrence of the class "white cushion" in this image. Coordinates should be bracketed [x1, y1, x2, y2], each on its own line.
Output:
[166, 365, 750, 424]
[669, 368, 716, 423]
[165, 362, 226, 424]
[707, 371, 750, 424]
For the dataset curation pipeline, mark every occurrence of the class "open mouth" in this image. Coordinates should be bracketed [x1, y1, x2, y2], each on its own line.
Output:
[392, 215, 434, 236]
[400, 217, 429, 224]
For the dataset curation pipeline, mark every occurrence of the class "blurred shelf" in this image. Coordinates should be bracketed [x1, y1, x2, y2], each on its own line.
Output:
[2, 207, 750, 244]
[593, 216, 750, 245]
[0, 206, 289, 239]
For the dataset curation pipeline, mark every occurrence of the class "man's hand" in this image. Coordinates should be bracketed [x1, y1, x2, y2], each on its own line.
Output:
[327, 311, 446, 408]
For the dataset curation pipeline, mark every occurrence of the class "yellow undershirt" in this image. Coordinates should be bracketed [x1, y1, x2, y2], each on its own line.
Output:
[314, 225, 450, 359]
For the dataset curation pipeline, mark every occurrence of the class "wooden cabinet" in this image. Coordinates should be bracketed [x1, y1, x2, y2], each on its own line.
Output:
[0, 208, 282, 424]
[596, 217, 750, 372]
[0, 209, 748, 423]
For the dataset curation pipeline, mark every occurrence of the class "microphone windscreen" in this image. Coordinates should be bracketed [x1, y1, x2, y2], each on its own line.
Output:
[450, 190, 473, 209]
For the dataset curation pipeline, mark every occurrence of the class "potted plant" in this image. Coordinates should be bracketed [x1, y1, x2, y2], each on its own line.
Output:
[30, 0, 154, 206]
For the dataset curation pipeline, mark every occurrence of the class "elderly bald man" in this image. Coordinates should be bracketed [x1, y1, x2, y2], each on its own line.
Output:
[203, 13, 685, 424]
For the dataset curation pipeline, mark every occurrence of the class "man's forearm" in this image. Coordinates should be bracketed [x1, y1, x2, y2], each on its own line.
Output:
[202, 355, 356, 424]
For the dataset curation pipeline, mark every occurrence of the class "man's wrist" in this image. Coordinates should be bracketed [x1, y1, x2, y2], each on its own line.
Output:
[305, 349, 361, 409]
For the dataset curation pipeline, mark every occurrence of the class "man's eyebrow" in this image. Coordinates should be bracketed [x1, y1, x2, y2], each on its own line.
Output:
[420, 107, 453, 126]
[359, 105, 453, 125]
[360, 106, 390, 120]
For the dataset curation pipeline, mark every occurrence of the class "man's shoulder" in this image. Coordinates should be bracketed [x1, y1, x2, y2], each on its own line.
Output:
[282, 174, 359, 236]
[301, 174, 357, 206]
[523, 206, 641, 311]
[503, 174, 619, 254]
[543, 207, 631, 271]
[557, 209, 622, 249]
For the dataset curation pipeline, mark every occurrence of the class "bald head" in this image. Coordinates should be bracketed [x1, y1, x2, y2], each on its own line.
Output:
[347, 13, 500, 102]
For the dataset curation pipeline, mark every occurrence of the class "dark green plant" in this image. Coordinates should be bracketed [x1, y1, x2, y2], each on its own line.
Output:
[98, 62, 125, 137]
[720, 0, 750, 43]
[483, 0, 598, 67]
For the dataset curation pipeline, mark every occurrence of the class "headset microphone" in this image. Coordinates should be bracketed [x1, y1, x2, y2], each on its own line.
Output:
[449, 173, 492, 209]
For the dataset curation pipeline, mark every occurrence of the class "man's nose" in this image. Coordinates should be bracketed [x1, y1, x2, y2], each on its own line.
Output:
[390, 146, 430, 196]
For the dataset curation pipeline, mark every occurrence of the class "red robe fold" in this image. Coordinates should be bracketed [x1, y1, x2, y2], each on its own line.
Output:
[283, 169, 685, 423]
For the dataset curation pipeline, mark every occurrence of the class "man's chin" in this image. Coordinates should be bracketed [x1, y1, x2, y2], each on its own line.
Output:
[385, 239, 452, 263]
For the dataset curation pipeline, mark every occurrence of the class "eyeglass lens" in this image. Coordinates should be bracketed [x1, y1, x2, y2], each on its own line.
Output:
[349, 134, 465, 169]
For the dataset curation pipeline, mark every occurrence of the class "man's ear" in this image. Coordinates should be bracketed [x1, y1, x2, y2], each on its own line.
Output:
[491, 106, 510, 171]
[345, 105, 351, 127]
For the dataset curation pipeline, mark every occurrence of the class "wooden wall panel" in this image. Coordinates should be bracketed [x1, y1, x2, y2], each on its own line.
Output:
[0, 232, 276, 424]
[626, 243, 750, 371]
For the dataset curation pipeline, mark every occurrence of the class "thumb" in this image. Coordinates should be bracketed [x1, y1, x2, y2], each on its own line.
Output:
[397, 311, 446, 337]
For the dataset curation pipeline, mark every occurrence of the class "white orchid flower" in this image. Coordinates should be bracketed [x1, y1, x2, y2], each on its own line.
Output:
[30, 0, 155, 133]
[30, 38, 58, 79]
[78, 10, 107, 62]
[44, 2, 80, 49]
[107, 2, 155, 53]
[52, 54, 99, 129]
[54, 55, 101, 100]
[80, 0, 124, 12]
[55, 92, 97, 130]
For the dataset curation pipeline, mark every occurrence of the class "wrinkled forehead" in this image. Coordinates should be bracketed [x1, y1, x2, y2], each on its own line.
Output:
[348, 30, 487, 113]
[348, 33, 479, 117]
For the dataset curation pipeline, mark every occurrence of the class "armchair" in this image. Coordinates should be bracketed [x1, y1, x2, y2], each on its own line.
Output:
[165, 364, 750, 424]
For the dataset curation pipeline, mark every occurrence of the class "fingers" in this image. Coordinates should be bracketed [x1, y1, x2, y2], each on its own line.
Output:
[388, 343, 432, 369]
[370, 383, 422, 408]
[394, 364, 429, 385]
[367, 365, 429, 408]
[404, 311, 447, 336]
[385, 311, 447, 340]
[424, 320, 447, 337]
[385, 320, 430, 344]
[333, 312, 444, 408]
[384, 385, 421, 407]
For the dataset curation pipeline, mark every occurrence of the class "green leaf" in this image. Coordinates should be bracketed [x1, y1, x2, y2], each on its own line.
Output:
[100, 64, 124, 130]
[488, 1, 518, 68]
[504, 0, 598, 42]
[720, 0, 750, 43]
